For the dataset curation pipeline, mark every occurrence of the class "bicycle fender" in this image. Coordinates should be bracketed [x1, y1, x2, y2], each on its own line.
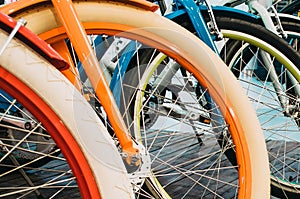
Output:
[0, 0, 159, 15]
[205, 5, 260, 23]
[0, 12, 69, 70]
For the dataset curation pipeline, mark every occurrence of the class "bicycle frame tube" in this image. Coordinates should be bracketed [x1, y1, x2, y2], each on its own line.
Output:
[51, 0, 138, 156]
[172, 0, 219, 52]
[110, 41, 141, 107]
[248, 0, 278, 33]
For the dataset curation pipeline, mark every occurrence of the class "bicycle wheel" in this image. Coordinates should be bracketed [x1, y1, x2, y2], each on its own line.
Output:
[0, 23, 133, 198]
[171, 11, 300, 198]
[2, 1, 270, 198]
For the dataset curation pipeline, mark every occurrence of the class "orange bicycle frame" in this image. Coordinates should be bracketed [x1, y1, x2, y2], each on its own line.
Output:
[51, 0, 139, 156]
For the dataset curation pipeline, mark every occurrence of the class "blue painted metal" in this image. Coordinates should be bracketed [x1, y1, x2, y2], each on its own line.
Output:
[110, 41, 137, 106]
[170, 0, 219, 52]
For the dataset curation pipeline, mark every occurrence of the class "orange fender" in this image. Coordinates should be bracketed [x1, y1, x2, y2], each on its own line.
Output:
[0, 12, 69, 70]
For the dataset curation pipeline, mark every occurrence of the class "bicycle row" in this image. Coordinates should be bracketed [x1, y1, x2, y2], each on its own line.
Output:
[0, 0, 298, 198]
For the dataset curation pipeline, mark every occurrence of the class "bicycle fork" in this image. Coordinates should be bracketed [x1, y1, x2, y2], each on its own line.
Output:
[50, 0, 141, 168]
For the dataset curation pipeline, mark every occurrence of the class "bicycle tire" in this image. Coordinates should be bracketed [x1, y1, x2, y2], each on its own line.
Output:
[0, 26, 133, 198]
[2, 1, 270, 198]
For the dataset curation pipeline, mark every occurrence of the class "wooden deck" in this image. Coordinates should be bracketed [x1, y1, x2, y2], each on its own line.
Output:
[0, 131, 298, 198]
